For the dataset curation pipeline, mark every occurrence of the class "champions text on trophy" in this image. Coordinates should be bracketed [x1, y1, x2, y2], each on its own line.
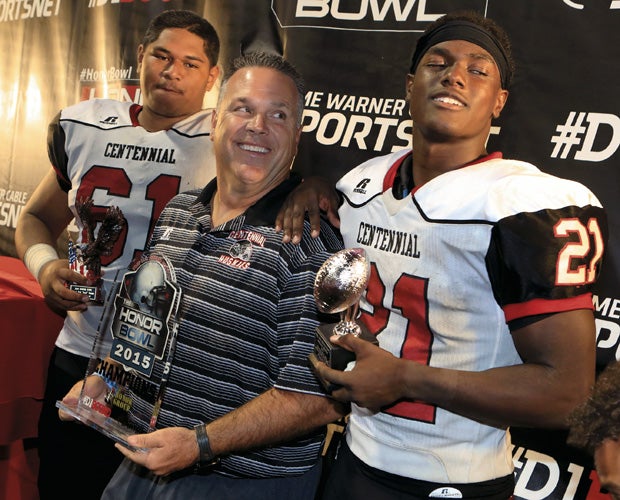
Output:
[309, 248, 378, 391]
[57, 253, 182, 451]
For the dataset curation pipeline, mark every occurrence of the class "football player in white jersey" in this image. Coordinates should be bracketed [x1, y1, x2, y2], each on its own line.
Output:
[15, 10, 220, 499]
[276, 11, 607, 500]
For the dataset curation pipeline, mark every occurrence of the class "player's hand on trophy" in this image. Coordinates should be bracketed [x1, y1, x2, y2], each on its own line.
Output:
[38, 258, 91, 312]
[275, 176, 340, 244]
[117, 427, 198, 476]
[314, 334, 407, 413]
[58, 374, 109, 421]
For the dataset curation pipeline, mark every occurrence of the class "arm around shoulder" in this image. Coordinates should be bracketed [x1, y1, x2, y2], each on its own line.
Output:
[276, 176, 341, 244]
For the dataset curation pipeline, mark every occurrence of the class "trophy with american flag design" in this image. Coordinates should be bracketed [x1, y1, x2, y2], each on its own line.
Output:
[67, 197, 125, 304]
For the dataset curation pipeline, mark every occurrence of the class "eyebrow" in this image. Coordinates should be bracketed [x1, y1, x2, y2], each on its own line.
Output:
[151, 46, 206, 63]
[234, 96, 293, 110]
[425, 46, 495, 65]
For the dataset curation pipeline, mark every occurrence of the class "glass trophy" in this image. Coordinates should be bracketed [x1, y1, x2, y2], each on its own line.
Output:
[309, 248, 378, 391]
[57, 253, 182, 451]
[67, 197, 125, 304]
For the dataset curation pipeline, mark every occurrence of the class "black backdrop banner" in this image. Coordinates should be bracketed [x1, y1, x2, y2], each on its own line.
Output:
[1, 1, 618, 498]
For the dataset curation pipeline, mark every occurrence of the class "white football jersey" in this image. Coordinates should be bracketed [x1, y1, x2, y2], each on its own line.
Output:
[49, 98, 215, 357]
[337, 149, 606, 483]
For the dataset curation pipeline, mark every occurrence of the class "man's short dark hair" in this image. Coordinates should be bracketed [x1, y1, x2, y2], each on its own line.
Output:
[141, 9, 220, 67]
[220, 52, 306, 126]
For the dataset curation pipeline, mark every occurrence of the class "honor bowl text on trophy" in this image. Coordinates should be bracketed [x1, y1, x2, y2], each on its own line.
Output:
[56, 253, 182, 451]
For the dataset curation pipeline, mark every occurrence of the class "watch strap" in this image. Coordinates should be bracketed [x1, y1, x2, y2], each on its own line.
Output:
[194, 423, 219, 470]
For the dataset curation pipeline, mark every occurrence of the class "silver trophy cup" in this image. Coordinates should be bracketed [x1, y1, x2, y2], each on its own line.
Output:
[309, 248, 378, 391]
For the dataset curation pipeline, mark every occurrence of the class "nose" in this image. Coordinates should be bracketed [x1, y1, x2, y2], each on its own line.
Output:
[162, 59, 184, 79]
[247, 113, 267, 134]
[442, 63, 465, 88]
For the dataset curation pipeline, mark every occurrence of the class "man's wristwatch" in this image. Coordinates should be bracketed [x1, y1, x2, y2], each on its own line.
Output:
[194, 423, 219, 472]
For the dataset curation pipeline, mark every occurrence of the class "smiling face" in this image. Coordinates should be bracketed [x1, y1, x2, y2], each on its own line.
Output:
[137, 27, 219, 126]
[407, 39, 508, 145]
[211, 66, 302, 196]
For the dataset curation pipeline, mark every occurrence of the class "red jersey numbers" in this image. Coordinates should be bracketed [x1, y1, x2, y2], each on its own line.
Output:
[554, 217, 604, 286]
[360, 262, 437, 423]
[76, 166, 182, 265]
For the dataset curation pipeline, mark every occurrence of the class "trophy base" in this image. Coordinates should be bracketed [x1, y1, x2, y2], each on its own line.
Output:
[309, 322, 378, 393]
[56, 400, 147, 453]
[309, 353, 341, 394]
[68, 283, 104, 304]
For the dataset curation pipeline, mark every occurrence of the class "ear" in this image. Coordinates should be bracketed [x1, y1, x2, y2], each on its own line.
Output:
[205, 65, 220, 92]
[295, 124, 302, 145]
[210, 111, 218, 142]
[137, 44, 145, 70]
[405, 74, 415, 101]
[492, 89, 509, 119]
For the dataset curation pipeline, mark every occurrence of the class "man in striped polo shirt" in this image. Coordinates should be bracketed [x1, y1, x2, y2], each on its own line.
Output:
[63, 52, 348, 499]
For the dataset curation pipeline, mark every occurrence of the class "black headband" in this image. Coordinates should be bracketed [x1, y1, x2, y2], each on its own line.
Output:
[409, 20, 511, 88]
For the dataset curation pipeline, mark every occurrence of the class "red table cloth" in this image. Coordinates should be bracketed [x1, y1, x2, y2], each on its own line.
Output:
[0, 256, 64, 444]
